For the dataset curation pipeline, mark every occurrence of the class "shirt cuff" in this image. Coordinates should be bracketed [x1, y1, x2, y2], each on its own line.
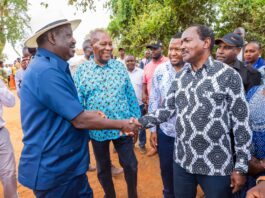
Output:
[234, 161, 248, 174]
[150, 127, 156, 132]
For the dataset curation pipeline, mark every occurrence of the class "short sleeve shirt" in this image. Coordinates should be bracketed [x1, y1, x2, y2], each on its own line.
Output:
[19, 48, 89, 190]
[73, 59, 141, 141]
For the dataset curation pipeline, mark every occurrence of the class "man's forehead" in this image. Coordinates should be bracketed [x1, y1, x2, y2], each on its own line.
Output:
[246, 43, 259, 50]
[182, 27, 198, 38]
[96, 32, 111, 40]
[125, 56, 135, 61]
[169, 38, 181, 45]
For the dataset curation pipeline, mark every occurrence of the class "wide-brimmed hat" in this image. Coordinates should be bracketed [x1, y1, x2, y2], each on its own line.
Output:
[24, 19, 81, 48]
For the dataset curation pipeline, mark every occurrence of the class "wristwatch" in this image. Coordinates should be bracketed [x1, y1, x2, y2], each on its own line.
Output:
[256, 176, 265, 184]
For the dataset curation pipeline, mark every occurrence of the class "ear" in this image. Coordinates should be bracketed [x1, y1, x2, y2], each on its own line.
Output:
[203, 37, 211, 49]
[47, 31, 56, 45]
[235, 47, 241, 55]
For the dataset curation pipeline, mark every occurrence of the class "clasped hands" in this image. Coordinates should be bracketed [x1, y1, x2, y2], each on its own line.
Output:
[94, 111, 142, 137]
[120, 117, 142, 137]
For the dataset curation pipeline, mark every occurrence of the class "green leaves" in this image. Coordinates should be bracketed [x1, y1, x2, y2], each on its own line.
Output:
[0, 0, 30, 57]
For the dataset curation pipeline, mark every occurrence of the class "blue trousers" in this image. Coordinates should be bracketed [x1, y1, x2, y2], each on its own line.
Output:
[92, 136, 138, 198]
[33, 174, 93, 198]
[138, 105, 146, 148]
[157, 127, 175, 198]
[173, 162, 233, 198]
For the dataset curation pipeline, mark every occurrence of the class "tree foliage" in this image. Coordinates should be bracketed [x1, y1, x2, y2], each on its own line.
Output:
[107, 0, 219, 56]
[217, 0, 265, 48]
[69, 0, 265, 57]
[0, 0, 30, 58]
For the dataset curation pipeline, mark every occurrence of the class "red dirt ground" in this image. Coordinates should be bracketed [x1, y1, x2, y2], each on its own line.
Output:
[0, 91, 204, 198]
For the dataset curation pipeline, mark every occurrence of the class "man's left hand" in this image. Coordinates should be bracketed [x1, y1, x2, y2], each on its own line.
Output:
[230, 171, 246, 193]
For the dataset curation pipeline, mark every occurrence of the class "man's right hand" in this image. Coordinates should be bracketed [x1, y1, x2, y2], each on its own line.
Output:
[150, 132, 157, 150]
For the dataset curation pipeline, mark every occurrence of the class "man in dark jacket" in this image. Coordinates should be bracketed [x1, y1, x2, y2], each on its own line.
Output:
[215, 32, 261, 93]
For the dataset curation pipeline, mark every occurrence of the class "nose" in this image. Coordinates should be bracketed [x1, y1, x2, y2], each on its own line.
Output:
[72, 37, 77, 45]
[106, 44, 112, 50]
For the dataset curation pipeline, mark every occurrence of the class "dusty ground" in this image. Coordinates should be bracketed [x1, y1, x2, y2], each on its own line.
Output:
[0, 91, 204, 198]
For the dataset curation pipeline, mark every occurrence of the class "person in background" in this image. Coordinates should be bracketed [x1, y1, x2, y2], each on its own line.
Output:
[244, 41, 265, 70]
[139, 50, 151, 69]
[125, 54, 147, 154]
[117, 47, 126, 66]
[234, 27, 247, 62]
[143, 40, 168, 157]
[0, 60, 7, 84]
[234, 84, 265, 198]
[0, 78, 17, 198]
[69, 39, 93, 75]
[215, 33, 261, 93]
[4, 64, 12, 87]
[15, 47, 33, 98]
[148, 32, 185, 198]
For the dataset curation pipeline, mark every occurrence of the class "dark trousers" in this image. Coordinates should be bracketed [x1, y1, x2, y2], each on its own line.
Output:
[157, 127, 175, 198]
[173, 162, 233, 198]
[33, 174, 93, 198]
[92, 136, 138, 198]
[138, 105, 146, 148]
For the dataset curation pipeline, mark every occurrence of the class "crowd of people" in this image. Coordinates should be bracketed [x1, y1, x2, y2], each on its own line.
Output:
[0, 18, 265, 198]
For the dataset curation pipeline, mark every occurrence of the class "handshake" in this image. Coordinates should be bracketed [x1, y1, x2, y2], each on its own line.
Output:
[96, 111, 142, 137]
[120, 117, 142, 137]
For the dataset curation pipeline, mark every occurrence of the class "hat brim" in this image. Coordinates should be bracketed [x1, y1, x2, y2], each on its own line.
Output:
[24, 19, 81, 48]
[146, 44, 160, 49]
[215, 38, 239, 47]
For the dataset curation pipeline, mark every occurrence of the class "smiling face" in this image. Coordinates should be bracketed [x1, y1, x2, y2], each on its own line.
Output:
[51, 24, 77, 61]
[92, 32, 113, 65]
[125, 55, 136, 71]
[168, 38, 183, 67]
[181, 27, 206, 64]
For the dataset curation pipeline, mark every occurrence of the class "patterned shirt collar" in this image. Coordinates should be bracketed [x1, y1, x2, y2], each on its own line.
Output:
[185, 56, 215, 73]
[90, 58, 114, 70]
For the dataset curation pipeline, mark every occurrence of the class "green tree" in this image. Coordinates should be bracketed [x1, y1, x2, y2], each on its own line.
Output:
[71, 0, 265, 56]
[108, 0, 219, 56]
[217, 0, 265, 52]
[0, 0, 30, 58]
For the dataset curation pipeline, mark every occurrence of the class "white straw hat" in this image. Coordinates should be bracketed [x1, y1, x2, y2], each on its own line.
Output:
[24, 19, 81, 48]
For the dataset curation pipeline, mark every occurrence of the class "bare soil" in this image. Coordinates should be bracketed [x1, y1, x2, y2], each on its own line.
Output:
[0, 91, 204, 198]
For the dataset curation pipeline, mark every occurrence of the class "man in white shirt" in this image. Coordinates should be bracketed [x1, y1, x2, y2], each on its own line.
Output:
[117, 47, 126, 66]
[125, 55, 146, 154]
[15, 47, 32, 98]
[0, 79, 17, 198]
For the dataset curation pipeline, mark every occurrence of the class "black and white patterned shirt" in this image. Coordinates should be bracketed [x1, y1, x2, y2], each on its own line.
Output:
[139, 56, 252, 176]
